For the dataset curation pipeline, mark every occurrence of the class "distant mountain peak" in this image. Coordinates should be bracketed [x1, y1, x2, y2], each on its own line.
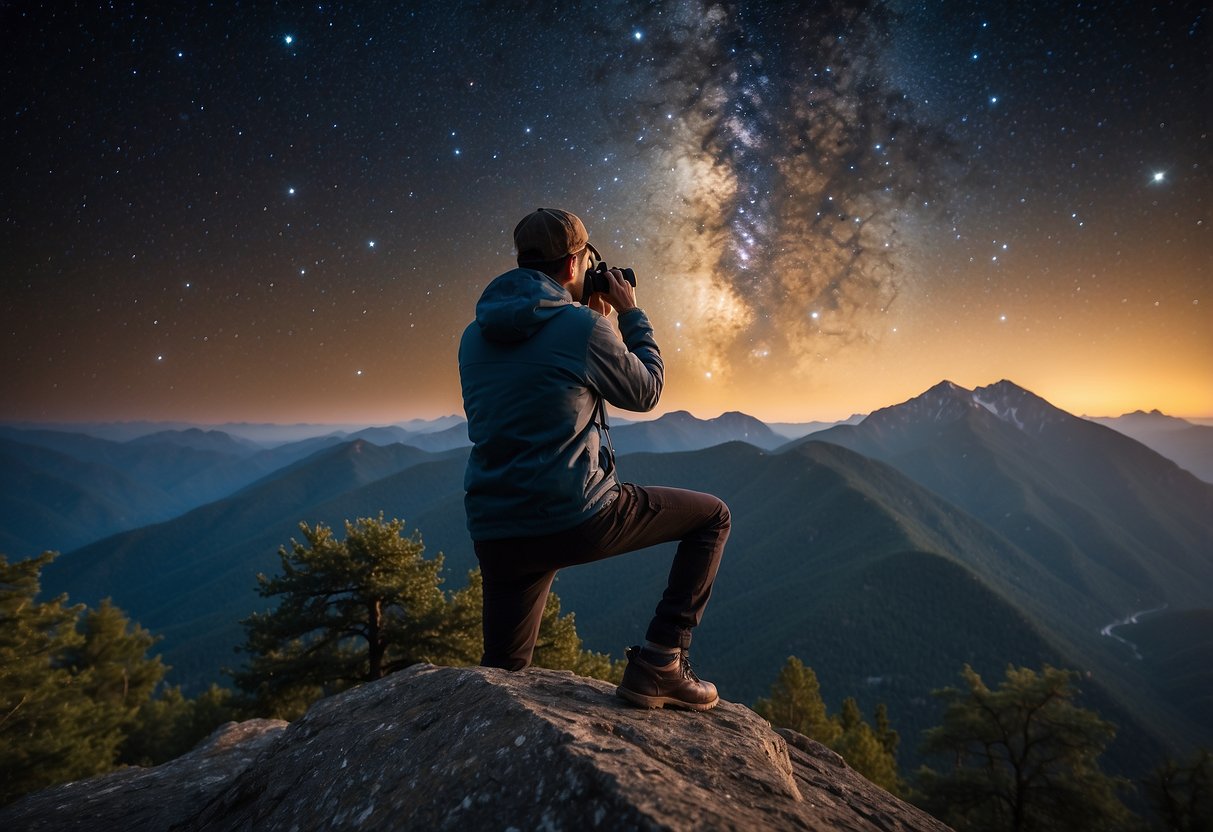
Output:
[971, 381, 1070, 434]
[712, 411, 767, 428]
[866, 380, 1073, 435]
[659, 410, 698, 424]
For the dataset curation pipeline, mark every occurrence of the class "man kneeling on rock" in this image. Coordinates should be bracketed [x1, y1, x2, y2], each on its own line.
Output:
[458, 207, 731, 711]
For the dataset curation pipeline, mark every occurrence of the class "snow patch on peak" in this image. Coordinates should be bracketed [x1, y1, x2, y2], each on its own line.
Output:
[972, 393, 1026, 430]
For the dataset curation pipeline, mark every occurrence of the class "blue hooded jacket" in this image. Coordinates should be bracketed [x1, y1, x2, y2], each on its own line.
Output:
[458, 268, 664, 540]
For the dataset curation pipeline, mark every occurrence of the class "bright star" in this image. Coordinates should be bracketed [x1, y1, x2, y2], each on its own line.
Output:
[1152, 171, 1166, 183]
[288, 187, 296, 195]
[284, 35, 294, 45]
[368, 240, 376, 248]
[633, 31, 643, 41]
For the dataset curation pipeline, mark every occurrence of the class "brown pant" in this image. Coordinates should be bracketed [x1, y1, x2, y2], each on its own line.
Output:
[474, 483, 731, 670]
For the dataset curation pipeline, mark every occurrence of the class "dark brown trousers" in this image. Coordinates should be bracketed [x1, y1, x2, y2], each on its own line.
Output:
[474, 483, 731, 670]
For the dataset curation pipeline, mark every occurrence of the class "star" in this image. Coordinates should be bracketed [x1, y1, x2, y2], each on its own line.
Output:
[368, 240, 376, 248]
[284, 35, 294, 45]
[1152, 171, 1166, 183]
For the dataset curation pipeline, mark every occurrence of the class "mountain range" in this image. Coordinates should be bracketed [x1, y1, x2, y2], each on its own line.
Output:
[8, 381, 1212, 777]
[1089, 409, 1213, 483]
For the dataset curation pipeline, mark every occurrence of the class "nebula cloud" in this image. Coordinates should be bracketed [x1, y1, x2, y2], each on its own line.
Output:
[630, 0, 952, 379]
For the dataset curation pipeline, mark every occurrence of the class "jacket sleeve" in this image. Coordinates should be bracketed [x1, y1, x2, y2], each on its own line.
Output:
[585, 308, 664, 412]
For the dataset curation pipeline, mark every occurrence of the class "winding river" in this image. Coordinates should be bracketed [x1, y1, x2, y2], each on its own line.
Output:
[1099, 603, 1169, 660]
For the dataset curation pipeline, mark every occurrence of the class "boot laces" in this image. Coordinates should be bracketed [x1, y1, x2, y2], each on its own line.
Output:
[680, 651, 701, 681]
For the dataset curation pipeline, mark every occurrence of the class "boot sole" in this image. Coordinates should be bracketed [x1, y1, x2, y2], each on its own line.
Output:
[615, 685, 719, 712]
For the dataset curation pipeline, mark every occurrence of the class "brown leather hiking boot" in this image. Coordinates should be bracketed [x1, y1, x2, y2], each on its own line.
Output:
[616, 646, 719, 711]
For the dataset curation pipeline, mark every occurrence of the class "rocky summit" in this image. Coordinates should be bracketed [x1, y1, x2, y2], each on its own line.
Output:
[2, 665, 951, 831]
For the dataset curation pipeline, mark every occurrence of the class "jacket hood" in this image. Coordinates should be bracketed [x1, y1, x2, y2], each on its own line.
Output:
[475, 268, 574, 343]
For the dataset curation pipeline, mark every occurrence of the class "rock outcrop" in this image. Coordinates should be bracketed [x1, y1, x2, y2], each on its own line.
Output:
[1, 665, 951, 831]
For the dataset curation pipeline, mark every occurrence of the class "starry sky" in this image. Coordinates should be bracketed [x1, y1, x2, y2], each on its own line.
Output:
[2, 0, 1209, 425]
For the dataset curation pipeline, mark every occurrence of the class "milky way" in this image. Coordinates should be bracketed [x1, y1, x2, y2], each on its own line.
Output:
[1, 0, 1208, 422]
[618, 1, 956, 379]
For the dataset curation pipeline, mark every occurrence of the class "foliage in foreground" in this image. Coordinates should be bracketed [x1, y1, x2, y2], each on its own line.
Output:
[1141, 748, 1212, 832]
[231, 515, 622, 719]
[754, 656, 902, 794]
[1, 552, 165, 804]
[915, 664, 1135, 831]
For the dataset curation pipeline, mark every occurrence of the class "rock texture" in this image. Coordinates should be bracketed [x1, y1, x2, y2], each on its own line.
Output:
[1, 665, 951, 831]
[0, 718, 287, 831]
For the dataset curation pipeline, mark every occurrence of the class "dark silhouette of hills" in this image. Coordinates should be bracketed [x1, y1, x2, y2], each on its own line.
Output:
[0, 423, 474, 554]
[0, 439, 180, 554]
[25, 380, 1212, 776]
[612, 410, 785, 452]
[40, 440, 457, 685]
[125, 428, 263, 455]
[347, 421, 470, 452]
[798, 380, 1213, 615]
[1120, 608, 1213, 731]
[1090, 409, 1213, 483]
[767, 414, 865, 440]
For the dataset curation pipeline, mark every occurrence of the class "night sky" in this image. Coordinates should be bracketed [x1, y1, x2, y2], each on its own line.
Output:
[2, 1, 1209, 425]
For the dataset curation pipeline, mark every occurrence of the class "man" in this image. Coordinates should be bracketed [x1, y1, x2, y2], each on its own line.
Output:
[458, 207, 731, 711]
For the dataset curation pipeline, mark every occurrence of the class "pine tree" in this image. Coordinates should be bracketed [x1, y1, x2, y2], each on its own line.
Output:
[1142, 748, 1212, 832]
[874, 702, 899, 757]
[442, 569, 624, 684]
[755, 658, 903, 794]
[1, 553, 165, 805]
[833, 697, 902, 795]
[531, 590, 624, 683]
[233, 516, 624, 719]
[232, 515, 469, 718]
[120, 683, 239, 767]
[916, 664, 1136, 832]
[754, 656, 841, 745]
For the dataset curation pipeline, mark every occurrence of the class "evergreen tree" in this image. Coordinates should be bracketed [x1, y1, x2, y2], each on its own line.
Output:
[120, 683, 240, 767]
[442, 568, 624, 683]
[531, 590, 624, 683]
[754, 657, 902, 793]
[64, 600, 165, 746]
[233, 516, 624, 719]
[1, 553, 165, 805]
[232, 515, 470, 718]
[1142, 748, 1212, 832]
[754, 657, 840, 745]
[833, 697, 903, 795]
[916, 664, 1136, 832]
[874, 702, 899, 758]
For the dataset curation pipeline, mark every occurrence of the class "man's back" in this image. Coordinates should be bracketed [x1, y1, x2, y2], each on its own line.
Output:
[459, 267, 617, 540]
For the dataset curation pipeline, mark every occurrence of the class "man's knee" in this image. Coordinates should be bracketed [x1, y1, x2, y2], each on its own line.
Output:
[713, 496, 731, 532]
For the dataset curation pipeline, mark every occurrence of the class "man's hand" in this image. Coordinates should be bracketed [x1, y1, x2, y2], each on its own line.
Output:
[593, 268, 637, 314]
